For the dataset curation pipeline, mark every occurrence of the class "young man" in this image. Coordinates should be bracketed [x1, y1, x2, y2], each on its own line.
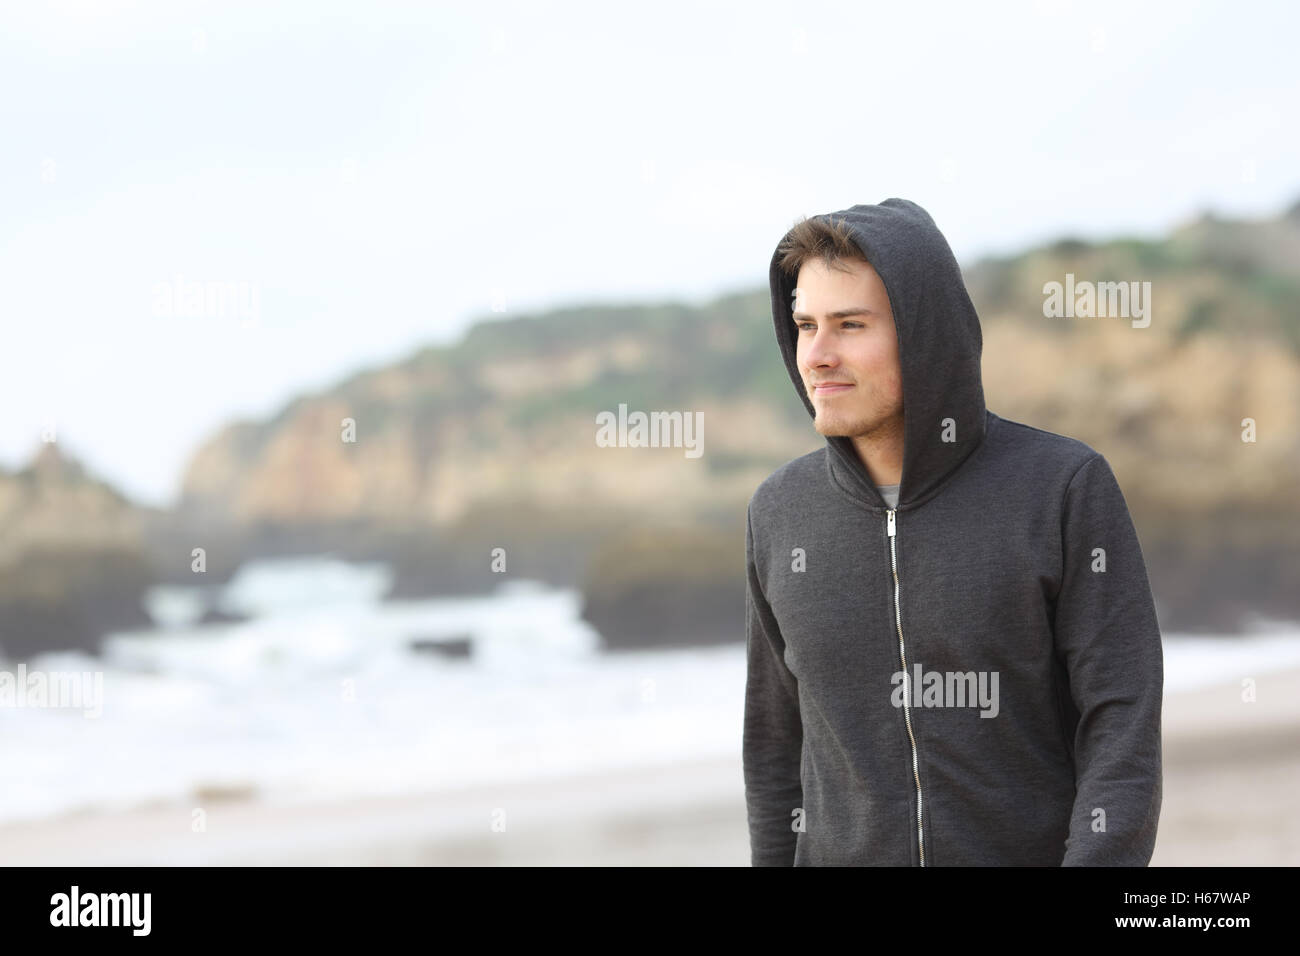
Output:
[743, 198, 1163, 866]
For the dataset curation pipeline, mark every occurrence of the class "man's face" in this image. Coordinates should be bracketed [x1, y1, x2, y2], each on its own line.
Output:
[792, 257, 903, 439]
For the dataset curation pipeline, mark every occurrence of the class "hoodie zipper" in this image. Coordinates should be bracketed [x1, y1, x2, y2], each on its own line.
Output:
[887, 507, 926, 866]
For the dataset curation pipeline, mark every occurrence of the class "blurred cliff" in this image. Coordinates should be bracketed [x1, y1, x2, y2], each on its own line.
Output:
[0, 443, 154, 658]
[3, 198, 1299, 659]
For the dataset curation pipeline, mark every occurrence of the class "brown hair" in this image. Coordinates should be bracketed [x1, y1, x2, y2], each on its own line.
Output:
[774, 215, 866, 280]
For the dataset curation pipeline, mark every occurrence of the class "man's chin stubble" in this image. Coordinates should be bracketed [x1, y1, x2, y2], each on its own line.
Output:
[814, 411, 894, 440]
[814, 416, 865, 438]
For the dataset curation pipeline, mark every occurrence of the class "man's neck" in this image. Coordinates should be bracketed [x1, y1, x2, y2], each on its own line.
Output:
[849, 417, 904, 487]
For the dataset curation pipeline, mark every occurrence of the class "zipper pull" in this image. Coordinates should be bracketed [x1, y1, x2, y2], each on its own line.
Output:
[887, 508, 896, 538]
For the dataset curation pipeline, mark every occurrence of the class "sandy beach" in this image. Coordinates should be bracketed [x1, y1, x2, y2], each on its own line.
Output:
[3, 666, 1297, 866]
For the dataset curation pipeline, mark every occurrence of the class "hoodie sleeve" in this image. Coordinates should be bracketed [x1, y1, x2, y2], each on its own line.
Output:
[1053, 453, 1163, 866]
[742, 502, 804, 866]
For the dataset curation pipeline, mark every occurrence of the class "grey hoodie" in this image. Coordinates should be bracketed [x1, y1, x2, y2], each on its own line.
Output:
[743, 198, 1163, 866]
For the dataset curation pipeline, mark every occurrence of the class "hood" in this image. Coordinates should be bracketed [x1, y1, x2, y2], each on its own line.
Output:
[768, 198, 987, 510]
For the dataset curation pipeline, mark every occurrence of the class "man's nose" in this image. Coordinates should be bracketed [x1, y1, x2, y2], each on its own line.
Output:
[804, 328, 839, 367]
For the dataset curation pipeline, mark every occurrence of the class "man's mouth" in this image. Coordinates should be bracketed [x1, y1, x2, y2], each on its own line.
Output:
[813, 383, 854, 394]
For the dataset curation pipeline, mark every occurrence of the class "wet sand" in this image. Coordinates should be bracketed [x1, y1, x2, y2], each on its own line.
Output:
[4, 667, 1297, 866]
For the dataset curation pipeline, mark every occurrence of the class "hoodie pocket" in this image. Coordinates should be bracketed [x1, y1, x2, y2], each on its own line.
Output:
[1049, 656, 1077, 770]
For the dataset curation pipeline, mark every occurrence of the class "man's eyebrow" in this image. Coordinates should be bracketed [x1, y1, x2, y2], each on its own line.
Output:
[791, 307, 875, 321]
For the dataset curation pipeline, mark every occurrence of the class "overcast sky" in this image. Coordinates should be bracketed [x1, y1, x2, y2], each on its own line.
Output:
[3, 0, 1297, 507]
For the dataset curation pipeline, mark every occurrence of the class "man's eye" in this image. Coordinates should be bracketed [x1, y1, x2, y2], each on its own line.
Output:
[795, 320, 864, 331]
